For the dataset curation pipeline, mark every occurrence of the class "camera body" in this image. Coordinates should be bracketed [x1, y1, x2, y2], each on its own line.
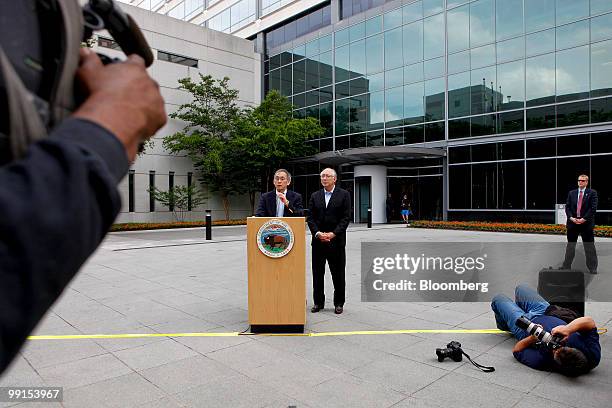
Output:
[436, 341, 463, 362]
[516, 316, 563, 350]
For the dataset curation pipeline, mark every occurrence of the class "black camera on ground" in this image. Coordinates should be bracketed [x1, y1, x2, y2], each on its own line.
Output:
[436, 341, 463, 362]
[516, 316, 563, 350]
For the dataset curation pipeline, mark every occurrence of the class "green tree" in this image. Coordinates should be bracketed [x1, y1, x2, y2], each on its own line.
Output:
[148, 184, 207, 221]
[163, 74, 244, 220]
[234, 90, 324, 212]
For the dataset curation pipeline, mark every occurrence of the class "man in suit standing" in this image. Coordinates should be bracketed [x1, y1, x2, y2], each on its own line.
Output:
[307, 168, 352, 314]
[563, 174, 598, 273]
[255, 169, 303, 217]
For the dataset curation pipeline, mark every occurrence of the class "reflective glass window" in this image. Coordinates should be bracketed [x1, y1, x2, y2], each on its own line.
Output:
[526, 53, 556, 106]
[366, 34, 384, 74]
[280, 52, 292, 67]
[592, 0, 612, 15]
[385, 67, 403, 89]
[447, 4, 470, 53]
[404, 124, 424, 144]
[424, 13, 444, 59]
[591, 39, 612, 97]
[404, 82, 425, 124]
[556, 45, 589, 102]
[471, 66, 497, 114]
[293, 45, 306, 61]
[497, 60, 524, 111]
[350, 132, 367, 148]
[449, 165, 471, 209]
[497, 37, 524, 63]
[556, 20, 589, 50]
[470, 0, 495, 48]
[385, 127, 404, 146]
[592, 155, 612, 210]
[305, 39, 319, 57]
[448, 118, 470, 139]
[385, 27, 403, 69]
[471, 114, 496, 136]
[404, 1, 423, 23]
[349, 77, 368, 96]
[306, 57, 319, 90]
[526, 105, 556, 130]
[448, 50, 470, 74]
[526, 28, 555, 56]
[305, 89, 319, 106]
[336, 81, 349, 99]
[367, 72, 385, 92]
[498, 161, 524, 209]
[527, 159, 556, 209]
[447, 0, 469, 8]
[269, 69, 281, 92]
[403, 21, 424, 65]
[448, 72, 471, 118]
[320, 34, 332, 52]
[425, 77, 445, 121]
[498, 140, 524, 160]
[280, 65, 292, 96]
[556, 100, 590, 127]
[351, 96, 368, 133]
[556, 0, 589, 26]
[471, 44, 495, 69]
[335, 98, 350, 135]
[527, 137, 556, 158]
[591, 13, 612, 42]
[424, 56, 445, 79]
[471, 143, 497, 162]
[525, 0, 555, 33]
[320, 86, 333, 103]
[350, 39, 366, 78]
[592, 131, 612, 154]
[350, 22, 365, 42]
[591, 96, 612, 122]
[404, 62, 424, 83]
[293, 60, 306, 94]
[557, 156, 590, 203]
[498, 110, 524, 133]
[425, 121, 444, 141]
[336, 27, 349, 47]
[386, 86, 404, 127]
[366, 16, 382, 36]
[472, 163, 497, 209]
[335, 44, 350, 83]
[384, 8, 403, 30]
[369, 91, 385, 130]
[367, 131, 384, 146]
[423, 0, 443, 17]
[319, 51, 333, 87]
[496, 0, 523, 40]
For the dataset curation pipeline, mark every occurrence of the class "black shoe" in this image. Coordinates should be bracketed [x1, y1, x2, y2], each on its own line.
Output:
[589, 269, 598, 275]
[311, 304, 323, 313]
[334, 306, 343, 314]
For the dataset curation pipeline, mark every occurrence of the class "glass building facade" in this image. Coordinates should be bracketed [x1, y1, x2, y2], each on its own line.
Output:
[262, 0, 612, 223]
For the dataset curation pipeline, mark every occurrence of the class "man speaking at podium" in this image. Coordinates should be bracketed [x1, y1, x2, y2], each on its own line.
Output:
[255, 169, 303, 217]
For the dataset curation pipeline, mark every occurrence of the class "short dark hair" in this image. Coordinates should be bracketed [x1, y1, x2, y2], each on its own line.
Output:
[554, 347, 589, 377]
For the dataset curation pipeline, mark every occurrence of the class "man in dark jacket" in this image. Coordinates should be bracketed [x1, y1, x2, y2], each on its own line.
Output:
[0, 47, 166, 374]
[255, 169, 303, 217]
[307, 168, 351, 314]
[563, 174, 598, 273]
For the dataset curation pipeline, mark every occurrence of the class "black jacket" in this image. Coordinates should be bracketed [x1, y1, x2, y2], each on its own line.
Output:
[565, 188, 598, 225]
[307, 187, 351, 247]
[255, 190, 303, 217]
[0, 118, 126, 373]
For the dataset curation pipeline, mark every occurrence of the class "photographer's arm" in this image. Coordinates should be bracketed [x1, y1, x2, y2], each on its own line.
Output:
[0, 50, 165, 374]
[552, 316, 596, 342]
[512, 335, 537, 353]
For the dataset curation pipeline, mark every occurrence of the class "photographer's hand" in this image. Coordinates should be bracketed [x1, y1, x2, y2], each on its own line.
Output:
[512, 335, 537, 353]
[73, 48, 167, 161]
[551, 325, 571, 342]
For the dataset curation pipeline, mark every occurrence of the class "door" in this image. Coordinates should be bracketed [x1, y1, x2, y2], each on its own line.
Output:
[355, 176, 371, 223]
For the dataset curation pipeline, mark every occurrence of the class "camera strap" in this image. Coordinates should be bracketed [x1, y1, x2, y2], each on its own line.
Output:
[461, 350, 495, 372]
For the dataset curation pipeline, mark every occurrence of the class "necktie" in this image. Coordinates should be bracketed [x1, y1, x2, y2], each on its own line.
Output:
[577, 191, 583, 218]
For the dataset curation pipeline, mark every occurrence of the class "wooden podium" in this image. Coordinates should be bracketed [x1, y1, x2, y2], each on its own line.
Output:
[247, 217, 306, 333]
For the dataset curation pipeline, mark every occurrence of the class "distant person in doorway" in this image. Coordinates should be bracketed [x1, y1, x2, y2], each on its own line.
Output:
[386, 193, 394, 224]
[400, 194, 411, 226]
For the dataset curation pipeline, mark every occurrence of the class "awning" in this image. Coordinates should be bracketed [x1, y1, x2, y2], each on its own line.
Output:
[292, 146, 446, 166]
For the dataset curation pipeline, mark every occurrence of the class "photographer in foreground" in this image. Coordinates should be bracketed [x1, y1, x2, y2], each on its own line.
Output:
[0, 8, 166, 373]
[491, 284, 600, 376]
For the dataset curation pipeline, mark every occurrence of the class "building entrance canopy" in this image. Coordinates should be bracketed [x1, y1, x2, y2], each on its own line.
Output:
[293, 146, 446, 166]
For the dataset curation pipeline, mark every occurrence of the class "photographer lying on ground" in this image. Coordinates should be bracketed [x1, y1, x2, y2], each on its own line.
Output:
[491, 284, 601, 376]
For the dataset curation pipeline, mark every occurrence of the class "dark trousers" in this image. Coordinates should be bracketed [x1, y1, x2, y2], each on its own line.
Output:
[563, 222, 598, 272]
[312, 242, 346, 307]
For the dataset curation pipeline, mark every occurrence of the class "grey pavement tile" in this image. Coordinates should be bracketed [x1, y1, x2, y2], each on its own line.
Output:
[199, 307, 249, 327]
[149, 316, 220, 334]
[307, 317, 380, 334]
[512, 395, 575, 408]
[366, 302, 435, 317]
[455, 313, 500, 330]
[253, 333, 346, 356]
[407, 332, 510, 355]
[171, 374, 285, 408]
[453, 352, 551, 393]
[173, 299, 238, 318]
[412, 372, 524, 408]
[138, 288, 207, 308]
[21, 338, 107, 369]
[10, 403, 63, 408]
[342, 332, 424, 354]
[206, 340, 297, 373]
[391, 339, 475, 371]
[530, 372, 612, 408]
[262, 395, 313, 408]
[342, 308, 412, 329]
[389, 397, 444, 408]
[174, 334, 253, 355]
[139, 355, 239, 394]
[349, 354, 448, 394]
[408, 307, 481, 327]
[112, 339, 199, 372]
[293, 337, 388, 372]
[133, 396, 184, 408]
[436, 302, 492, 315]
[286, 374, 406, 408]
[0, 356, 45, 388]
[29, 313, 76, 335]
[53, 302, 126, 327]
[61, 372, 166, 408]
[36, 354, 133, 390]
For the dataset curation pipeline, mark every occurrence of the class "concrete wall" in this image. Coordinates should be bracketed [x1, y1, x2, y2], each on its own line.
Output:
[95, 4, 262, 223]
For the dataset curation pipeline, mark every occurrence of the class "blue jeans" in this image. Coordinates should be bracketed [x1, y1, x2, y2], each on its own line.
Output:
[491, 284, 550, 340]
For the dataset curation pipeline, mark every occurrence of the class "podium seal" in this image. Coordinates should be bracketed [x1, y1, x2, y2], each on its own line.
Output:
[257, 219, 295, 258]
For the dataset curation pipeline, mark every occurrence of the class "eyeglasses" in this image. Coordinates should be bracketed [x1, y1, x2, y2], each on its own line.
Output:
[578, 179, 588, 182]
[274, 177, 287, 181]
[320, 174, 335, 179]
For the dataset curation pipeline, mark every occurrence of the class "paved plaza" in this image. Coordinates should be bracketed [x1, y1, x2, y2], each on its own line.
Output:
[1, 225, 611, 407]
